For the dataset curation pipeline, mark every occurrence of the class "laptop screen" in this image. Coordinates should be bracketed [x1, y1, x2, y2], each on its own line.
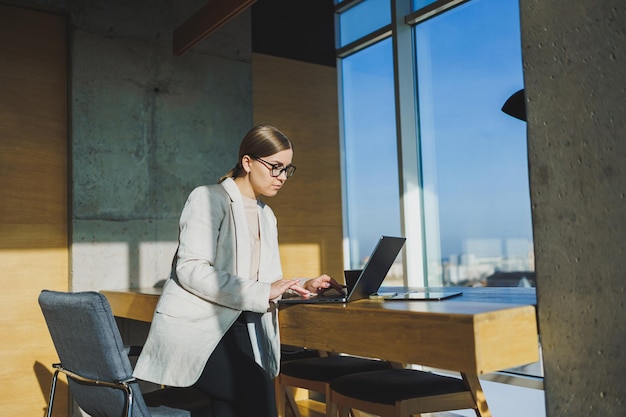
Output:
[346, 236, 406, 302]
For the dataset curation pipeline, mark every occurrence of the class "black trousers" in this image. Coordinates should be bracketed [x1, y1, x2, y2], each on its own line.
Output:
[193, 315, 277, 417]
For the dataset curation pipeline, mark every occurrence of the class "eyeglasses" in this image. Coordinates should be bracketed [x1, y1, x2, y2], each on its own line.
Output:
[250, 155, 296, 178]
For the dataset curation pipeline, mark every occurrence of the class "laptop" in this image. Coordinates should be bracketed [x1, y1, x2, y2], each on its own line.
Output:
[278, 236, 406, 304]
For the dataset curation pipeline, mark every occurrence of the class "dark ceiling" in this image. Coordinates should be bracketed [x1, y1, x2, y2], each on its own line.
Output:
[251, 0, 336, 67]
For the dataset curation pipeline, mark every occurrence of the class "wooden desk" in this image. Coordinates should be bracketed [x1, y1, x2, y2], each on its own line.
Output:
[102, 287, 539, 417]
[103, 287, 162, 323]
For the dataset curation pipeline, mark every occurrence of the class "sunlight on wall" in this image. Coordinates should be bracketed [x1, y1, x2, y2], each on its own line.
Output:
[139, 241, 178, 287]
[72, 242, 129, 291]
[279, 243, 321, 279]
[72, 241, 324, 290]
[0, 247, 68, 417]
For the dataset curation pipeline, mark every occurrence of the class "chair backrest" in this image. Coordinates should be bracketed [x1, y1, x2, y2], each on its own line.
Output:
[38, 290, 152, 417]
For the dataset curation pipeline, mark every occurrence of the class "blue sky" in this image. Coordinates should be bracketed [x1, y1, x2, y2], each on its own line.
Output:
[341, 0, 533, 264]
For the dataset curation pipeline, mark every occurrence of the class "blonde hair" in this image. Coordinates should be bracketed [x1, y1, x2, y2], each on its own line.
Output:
[219, 125, 293, 182]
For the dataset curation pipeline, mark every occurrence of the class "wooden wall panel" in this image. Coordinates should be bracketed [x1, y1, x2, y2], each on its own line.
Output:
[0, 5, 69, 416]
[252, 54, 343, 281]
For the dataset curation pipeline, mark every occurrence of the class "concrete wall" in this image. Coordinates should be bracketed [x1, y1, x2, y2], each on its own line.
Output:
[54, 0, 252, 291]
[519, 1, 625, 416]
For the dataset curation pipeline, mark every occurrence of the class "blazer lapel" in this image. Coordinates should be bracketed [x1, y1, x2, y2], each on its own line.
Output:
[220, 178, 251, 279]
[257, 204, 275, 283]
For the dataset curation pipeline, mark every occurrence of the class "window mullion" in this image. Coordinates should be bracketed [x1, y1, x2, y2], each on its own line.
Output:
[392, 0, 428, 286]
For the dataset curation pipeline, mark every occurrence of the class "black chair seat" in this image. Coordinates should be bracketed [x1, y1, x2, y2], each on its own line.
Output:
[330, 369, 469, 405]
[280, 356, 391, 383]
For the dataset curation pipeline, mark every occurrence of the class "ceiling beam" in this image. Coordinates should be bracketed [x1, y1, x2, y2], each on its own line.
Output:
[173, 0, 257, 56]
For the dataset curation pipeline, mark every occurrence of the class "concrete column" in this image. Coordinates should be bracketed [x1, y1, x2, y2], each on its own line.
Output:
[519, 1, 625, 415]
[65, 0, 253, 290]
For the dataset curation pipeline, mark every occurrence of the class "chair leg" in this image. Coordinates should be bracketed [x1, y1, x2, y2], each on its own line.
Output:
[45, 369, 60, 417]
[326, 385, 363, 417]
[275, 380, 284, 417]
[395, 400, 405, 417]
[324, 384, 333, 417]
[286, 387, 303, 417]
[349, 409, 364, 417]
[325, 394, 337, 417]
[275, 379, 303, 417]
[461, 373, 492, 417]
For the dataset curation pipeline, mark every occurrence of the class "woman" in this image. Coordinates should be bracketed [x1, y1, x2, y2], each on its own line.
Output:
[133, 125, 336, 417]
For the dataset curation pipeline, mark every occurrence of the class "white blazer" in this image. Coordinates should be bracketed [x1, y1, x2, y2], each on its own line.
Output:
[133, 178, 283, 387]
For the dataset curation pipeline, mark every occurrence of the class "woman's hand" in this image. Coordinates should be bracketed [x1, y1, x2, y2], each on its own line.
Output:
[269, 278, 310, 300]
[302, 274, 341, 294]
[268, 274, 342, 300]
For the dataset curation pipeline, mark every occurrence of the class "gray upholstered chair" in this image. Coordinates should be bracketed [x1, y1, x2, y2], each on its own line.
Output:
[38, 290, 211, 417]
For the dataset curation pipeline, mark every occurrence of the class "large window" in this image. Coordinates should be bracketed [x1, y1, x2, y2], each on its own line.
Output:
[337, 0, 534, 288]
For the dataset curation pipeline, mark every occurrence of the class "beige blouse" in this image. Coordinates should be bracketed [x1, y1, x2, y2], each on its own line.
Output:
[242, 194, 260, 280]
